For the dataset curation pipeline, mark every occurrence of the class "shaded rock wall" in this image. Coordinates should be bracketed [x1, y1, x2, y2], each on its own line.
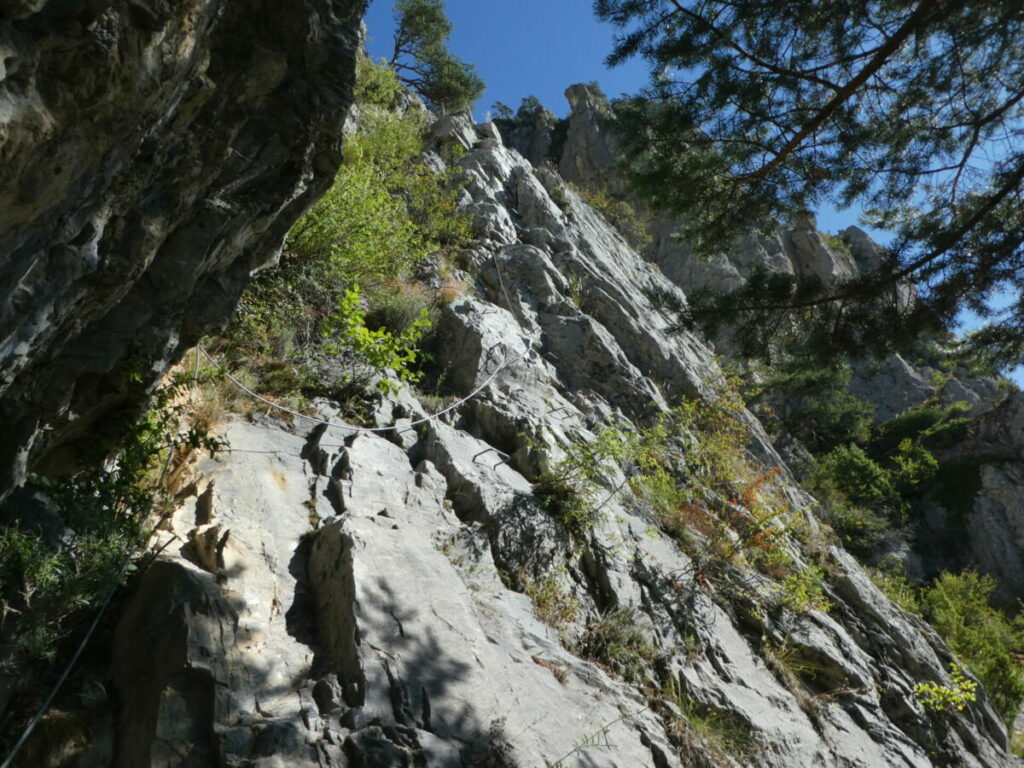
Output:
[0, 0, 365, 497]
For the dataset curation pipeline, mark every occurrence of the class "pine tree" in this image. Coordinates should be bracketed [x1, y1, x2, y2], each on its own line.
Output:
[596, 0, 1024, 367]
[389, 0, 484, 113]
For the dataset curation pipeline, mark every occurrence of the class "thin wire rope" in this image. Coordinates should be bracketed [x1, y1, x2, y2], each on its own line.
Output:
[0, 353, 202, 768]
[0, 588, 116, 768]
[198, 340, 524, 436]
[492, 251, 518, 316]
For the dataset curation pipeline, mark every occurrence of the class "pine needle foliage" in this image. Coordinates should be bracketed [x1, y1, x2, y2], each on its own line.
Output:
[596, 0, 1024, 367]
[389, 0, 485, 112]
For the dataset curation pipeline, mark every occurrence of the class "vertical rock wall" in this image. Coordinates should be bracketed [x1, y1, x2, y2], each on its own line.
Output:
[0, 0, 365, 497]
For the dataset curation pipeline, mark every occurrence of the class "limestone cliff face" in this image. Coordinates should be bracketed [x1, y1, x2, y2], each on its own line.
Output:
[76, 114, 1015, 767]
[547, 83, 1024, 605]
[0, 0, 365, 497]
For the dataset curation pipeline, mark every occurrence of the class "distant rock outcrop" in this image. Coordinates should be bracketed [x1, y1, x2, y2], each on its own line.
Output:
[0, 0, 365, 499]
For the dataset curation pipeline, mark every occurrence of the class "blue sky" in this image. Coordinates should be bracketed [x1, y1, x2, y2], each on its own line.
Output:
[363, 0, 879, 238]
[364, 1, 1021, 383]
[362, 1, 650, 120]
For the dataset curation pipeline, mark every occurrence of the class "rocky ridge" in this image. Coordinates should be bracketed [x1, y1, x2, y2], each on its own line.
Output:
[60, 110, 1020, 767]
[535, 84, 1024, 606]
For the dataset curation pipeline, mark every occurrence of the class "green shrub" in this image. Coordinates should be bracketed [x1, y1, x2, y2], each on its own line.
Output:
[577, 185, 652, 250]
[889, 438, 938, 496]
[867, 563, 921, 614]
[921, 570, 1024, 724]
[548, 184, 569, 211]
[922, 416, 972, 450]
[759, 365, 874, 454]
[323, 286, 431, 396]
[222, 64, 471, 404]
[364, 285, 435, 339]
[812, 444, 904, 520]
[824, 501, 891, 557]
[519, 569, 580, 631]
[535, 424, 637, 539]
[285, 110, 435, 295]
[868, 408, 944, 458]
[867, 402, 973, 460]
[914, 663, 978, 714]
[821, 232, 854, 261]
[0, 380, 223, 664]
[355, 55, 404, 108]
[577, 606, 658, 684]
[778, 565, 832, 614]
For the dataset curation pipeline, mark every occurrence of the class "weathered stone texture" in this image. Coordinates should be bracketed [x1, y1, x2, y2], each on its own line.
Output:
[91, 112, 1015, 767]
[0, 0, 365, 496]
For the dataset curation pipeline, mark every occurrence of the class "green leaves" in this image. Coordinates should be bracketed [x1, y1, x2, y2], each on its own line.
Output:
[921, 571, 1024, 724]
[322, 286, 431, 395]
[0, 378, 224, 665]
[226, 67, 471, 401]
[914, 664, 979, 714]
[597, 0, 1024, 364]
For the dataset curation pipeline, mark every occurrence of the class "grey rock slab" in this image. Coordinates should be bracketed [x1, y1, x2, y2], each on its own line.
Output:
[310, 491, 677, 768]
[850, 354, 935, 421]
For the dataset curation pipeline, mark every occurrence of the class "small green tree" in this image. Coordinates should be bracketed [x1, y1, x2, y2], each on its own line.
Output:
[812, 444, 903, 520]
[758, 364, 875, 455]
[389, 0, 484, 112]
[921, 571, 1024, 724]
[322, 286, 431, 396]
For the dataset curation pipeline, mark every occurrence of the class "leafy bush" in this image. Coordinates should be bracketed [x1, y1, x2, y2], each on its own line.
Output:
[914, 664, 978, 713]
[0, 379, 223, 664]
[758, 365, 874, 454]
[364, 284, 434, 339]
[354, 55, 404, 108]
[823, 501, 891, 558]
[920, 570, 1024, 724]
[889, 438, 938, 496]
[867, 402, 973, 460]
[577, 185, 652, 250]
[322, 286, 431, 396]
[519, 569, 580, 631]
[535, 424, 637, 539]
[811, 444, 903, 520]
[548, 184, 569, 211]
[222, 63, 471, 405]
[778, 565, 832, 614]
[867, 563, 921, 614]
[285, 109, 439, 294]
